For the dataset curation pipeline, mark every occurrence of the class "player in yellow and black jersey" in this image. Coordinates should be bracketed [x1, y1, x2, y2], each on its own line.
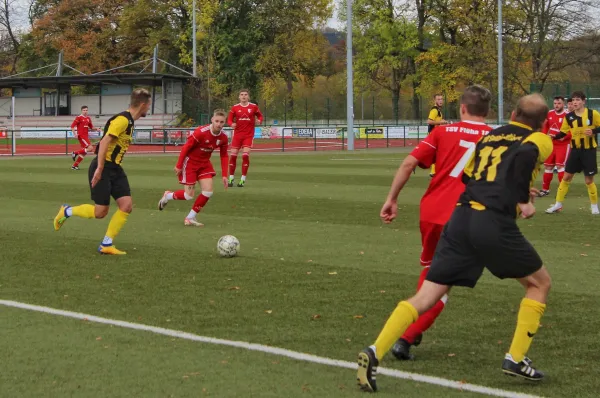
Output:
[427, 94, 447, 176]
[546, 91, 600, 214]
[356, 94, 553, 393]
[52, 89, 152, 255]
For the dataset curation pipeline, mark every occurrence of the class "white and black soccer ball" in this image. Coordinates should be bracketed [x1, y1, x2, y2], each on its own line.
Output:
[217, 235, 240, 257]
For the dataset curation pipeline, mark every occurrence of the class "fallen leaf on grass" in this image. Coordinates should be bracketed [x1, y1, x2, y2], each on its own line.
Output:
[95, 275, 101, 279]
[265, 310, 273, 314]
[227, 286, 241, 290]
[306, 272, 312, 275]
[96, 337, 102, 341]
[328, 272, 338, 275]
[311, 314, 322, 320]
[379, 290, 386, 294]
[581, 253, 588, 257]
[353, 315, 364, 319]
[448, 353, 456, 357]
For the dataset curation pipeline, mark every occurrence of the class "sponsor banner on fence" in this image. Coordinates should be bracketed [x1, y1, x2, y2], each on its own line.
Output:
[292, 128, 314, 138]
[358, 127, 385, 139]
[316, 128, 339, 138]
[20, 129, 74, 138]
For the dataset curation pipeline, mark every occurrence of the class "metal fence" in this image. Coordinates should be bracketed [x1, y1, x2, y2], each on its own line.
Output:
[0, 126, 436, 156]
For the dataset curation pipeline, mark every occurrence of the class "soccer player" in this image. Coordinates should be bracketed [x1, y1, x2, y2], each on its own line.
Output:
[227, 89, 263, 187]
[538, 96, 570, 197]
[357, 94, 553, 392]
[53, 89, 152, 255]
[380, 85, 492, 361]
[546, 91, 600, 214]
[157, 109, 229, 226]
[427, 94, 447, 177]
[70, 105, 100, 170]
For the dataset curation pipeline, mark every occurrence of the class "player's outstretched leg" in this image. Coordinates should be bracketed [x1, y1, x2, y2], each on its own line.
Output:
[158, 190, 193, 211]
[53, 204, 95, 231]
[502, 267, 550, 381]
[228, 152, 238, 187]
[546, 177, 571, 213]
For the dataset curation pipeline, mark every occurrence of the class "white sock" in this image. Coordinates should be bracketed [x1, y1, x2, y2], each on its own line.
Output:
[556, 201, 563, 206]
[102, 236, 113, 246]
[241, 175, 246, 182]
[592, 204, 599, 209]
[187, 210, 198, 219]
[65, 207, 73, 217]
[166, 192, 174, 201]
[369, 345, 377, 358]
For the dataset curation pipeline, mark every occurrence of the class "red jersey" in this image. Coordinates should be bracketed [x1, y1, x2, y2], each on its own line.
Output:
[542, 109, 571, 146]
[411, 121, 492, 225]
[176, 124, 229, 177]
[71, 115, 94, 137]
[227, 103, 263, 136]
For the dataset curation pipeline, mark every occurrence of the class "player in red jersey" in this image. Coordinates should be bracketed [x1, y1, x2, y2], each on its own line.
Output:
[70, 105, 100, 170]
[157, 109, 229, 226]
[227, 89, 263, 187]
[379, 85, 493, 361]
[538, 96, 571, 196]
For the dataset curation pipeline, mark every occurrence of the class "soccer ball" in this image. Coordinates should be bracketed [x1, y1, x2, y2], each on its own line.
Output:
[217, 235, 240, 257]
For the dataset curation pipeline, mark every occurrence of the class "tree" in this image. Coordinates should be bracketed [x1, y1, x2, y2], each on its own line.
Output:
[351, 0, 420, 121]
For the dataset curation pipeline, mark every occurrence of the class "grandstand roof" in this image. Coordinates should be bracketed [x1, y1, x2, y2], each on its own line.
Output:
[0, 73, 191, 89]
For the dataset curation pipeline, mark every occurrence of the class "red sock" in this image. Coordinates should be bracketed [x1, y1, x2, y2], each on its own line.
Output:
[542, 171, 553, 191]
[173, 190, 186, 200]
[401, 299, 446, 344]
[73, 154, 85, 167]
[400, 266, 446, 344]
[558, 170, 565, 182]
[229, 154, 238, 177]
[192, 194, 210, 213]
[242, 154, 250, 177]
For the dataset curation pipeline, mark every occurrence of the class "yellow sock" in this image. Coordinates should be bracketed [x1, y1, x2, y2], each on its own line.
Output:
[587, 183, 598, 205]
[71, 204, 95, 219]
[430, 164, 436, 175]
[508, 298, 546, 363]
[105, 210, 130, 241]
[555, 180, 570, 203]
[373, 301, 419, 360]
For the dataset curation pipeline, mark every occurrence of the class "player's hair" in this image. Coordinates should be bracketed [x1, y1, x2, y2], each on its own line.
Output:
[213, 109, 227, 117]
[553, 96, 565, 102]
[571, 91, 586, 101]
[514, 93, 549, 131]
[433, 93, 443, 99]
[460, 85, 491, 117]
[81, 105, 88, 110]
[239, 88, 250, 95]
[130, 88, 152, 107]
[567, 97, 573, 103]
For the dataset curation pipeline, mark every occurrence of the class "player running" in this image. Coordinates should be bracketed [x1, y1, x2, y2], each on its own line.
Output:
[157, 109, 229, 226]
[538, 96, 570, 197]
[357, 94, 553, 392]
[379, 85, 492, 361]
[70, 105, 101, 170]
[54, 89, 152, 255]
[227, 89, 263, 187]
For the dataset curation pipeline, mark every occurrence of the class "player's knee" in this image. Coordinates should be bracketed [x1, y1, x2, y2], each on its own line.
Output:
[95, 207, 109, 219]
[563, 173, 574, 182]
[201, 191, 213, 198]
[119, 204, 133, 214]
[184, 192, 194, 200]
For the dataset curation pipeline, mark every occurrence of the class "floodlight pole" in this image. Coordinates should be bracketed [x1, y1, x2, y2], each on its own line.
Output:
[346, 0, 354, 151]
[193, 0, 197, 78]
[498, 0, 503, 124]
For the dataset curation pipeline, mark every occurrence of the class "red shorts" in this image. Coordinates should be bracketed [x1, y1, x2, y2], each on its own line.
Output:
[179, 161, 215, 185]
[544, 143, 570, 167]
[419, 221, 444, 267]
[78, 135, 91, 149]
[231, 134, 254, 150]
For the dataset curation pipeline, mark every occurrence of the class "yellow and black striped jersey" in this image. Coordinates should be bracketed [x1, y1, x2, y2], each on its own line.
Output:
[459, 121, 552, 218]
[95, 111, 135, 165]
[428, 106, 443, 133]
[560, 108, 600, 149]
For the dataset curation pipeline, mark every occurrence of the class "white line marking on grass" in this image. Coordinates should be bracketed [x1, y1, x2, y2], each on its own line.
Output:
[0, 300, 542, 398]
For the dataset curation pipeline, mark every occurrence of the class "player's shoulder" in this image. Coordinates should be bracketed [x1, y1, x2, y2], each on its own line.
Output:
[522, 132, 553, 159]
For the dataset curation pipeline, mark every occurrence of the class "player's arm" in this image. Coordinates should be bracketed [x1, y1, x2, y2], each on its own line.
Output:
[590, 110, 600, 136]
[255, 107, 264, 125]
[227, 109, 236, 128]
[175, 132, 199, 170]
[71, 117, 78, 135]
[380, 155, 419, 224]
[541, 118, 549, 135]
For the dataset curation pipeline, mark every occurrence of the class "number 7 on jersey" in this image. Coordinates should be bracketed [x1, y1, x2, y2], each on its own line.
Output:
[449, 140, 477, 178]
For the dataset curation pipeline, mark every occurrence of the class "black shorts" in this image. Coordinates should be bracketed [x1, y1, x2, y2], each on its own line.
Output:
[565, 148, 597, 176]
[426, 206, 543, 288]
[88, 157, 131, 206]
